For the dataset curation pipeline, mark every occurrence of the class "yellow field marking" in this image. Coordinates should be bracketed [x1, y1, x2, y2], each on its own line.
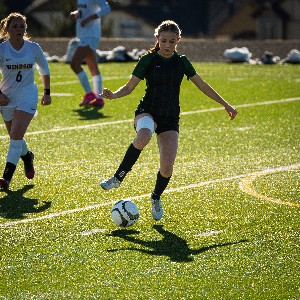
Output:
[239, 167, 300, 207]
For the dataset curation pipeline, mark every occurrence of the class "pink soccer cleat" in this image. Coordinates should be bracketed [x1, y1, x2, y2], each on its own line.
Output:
[79, 92, 96, 107]
[90, 97, 105, 108]
[0, 178, 10, 190]
[24, 151, 35, 179]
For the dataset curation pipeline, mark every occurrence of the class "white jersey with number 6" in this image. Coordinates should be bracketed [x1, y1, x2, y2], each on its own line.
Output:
[0, 40, 49, 106]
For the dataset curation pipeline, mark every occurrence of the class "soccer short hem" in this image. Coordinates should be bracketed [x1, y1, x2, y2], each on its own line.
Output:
[0, 102, 37, 121]
[77, 37, 100, 52]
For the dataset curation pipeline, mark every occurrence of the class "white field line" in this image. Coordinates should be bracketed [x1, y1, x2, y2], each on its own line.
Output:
[196, 230, 224, 237]
[0, 119, 133, 139]
[0, 163, 299, 228]
[181, 97, 300, 115]
[39, 76, 130, 87]
[81, 228, 106, 236]
[36, 76, 130, 97]
[38, 93, 74, 97]
[0, 97, 299, 139]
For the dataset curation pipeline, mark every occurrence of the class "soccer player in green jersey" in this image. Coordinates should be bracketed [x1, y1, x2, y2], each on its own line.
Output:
[100, 20, 238, 220]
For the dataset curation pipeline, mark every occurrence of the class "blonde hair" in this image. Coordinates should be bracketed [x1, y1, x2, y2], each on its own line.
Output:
[0, 12, 30, 41]
[149, 20, 181, 53]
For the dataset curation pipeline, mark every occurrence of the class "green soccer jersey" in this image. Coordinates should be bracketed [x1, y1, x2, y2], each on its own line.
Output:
[132, 51, 196, 118]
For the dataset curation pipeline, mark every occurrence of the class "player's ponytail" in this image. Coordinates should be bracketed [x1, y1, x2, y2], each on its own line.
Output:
[147, 42, 160, 53]
[0, 18, 7, 40]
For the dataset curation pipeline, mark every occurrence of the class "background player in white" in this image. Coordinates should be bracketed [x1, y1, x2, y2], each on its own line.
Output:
[69, 0, 111, 107]
[0, 12, 51, 190]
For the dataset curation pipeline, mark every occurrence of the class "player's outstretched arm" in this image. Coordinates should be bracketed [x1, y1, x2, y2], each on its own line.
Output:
[190, 73, 237, 120]
[101, 75, 141, 100]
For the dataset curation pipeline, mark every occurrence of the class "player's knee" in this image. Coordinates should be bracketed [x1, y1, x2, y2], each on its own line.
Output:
[136, 116, 154, 134]
[134, 128, 152, 149]
[134, 116, 155, 148]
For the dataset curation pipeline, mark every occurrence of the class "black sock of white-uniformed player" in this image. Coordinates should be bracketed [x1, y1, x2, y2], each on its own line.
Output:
[3, 139, 23, 182]
[2, 162, 16, 182]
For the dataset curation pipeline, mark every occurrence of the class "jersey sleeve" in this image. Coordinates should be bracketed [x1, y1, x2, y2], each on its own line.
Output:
[132, 53, 152, 80]
[96, 0, 111, 17]
[31, 42, 50, 76]
[181, 55, 197, 79]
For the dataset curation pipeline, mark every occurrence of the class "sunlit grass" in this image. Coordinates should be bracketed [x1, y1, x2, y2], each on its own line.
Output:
[0, 62, 299, 299]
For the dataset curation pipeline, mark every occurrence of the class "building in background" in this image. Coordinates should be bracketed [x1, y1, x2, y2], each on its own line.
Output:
[252, 0, 300, 39]
[17, 0, 300, 39]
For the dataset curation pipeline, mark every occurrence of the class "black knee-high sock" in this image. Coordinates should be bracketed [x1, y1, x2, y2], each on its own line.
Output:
[114, 143, 142, 182]
[20, 151, 30, 161]
[21, 151, 31, 166]
[3, 162, 16, 181]
[152, 171, 171, 199]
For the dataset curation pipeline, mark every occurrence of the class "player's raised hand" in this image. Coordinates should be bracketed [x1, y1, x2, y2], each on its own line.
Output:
[69, 10, 78, 20]
[101, 88, 114, 100]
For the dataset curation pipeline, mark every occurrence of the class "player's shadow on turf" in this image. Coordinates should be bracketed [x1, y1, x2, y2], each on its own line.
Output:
[73, 107, 110, 120]
[0, 184, 51, 219]
[107, 225, 247, 263]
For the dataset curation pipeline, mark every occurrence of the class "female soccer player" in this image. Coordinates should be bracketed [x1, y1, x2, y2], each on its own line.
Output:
[100, 20, 238, 220]
[0, 12, 51, 190]
[69, 0, 111, 107]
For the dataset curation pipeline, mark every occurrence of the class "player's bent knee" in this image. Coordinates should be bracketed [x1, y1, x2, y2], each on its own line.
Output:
[136, 116, 155, 134]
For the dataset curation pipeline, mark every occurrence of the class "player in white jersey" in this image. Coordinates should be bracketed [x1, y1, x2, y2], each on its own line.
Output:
[69, 0, 111, 107]
[0, 12, 51, 190]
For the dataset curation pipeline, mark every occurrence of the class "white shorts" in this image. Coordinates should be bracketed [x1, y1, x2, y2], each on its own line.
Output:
[0, 101, 37, 121]
[78, 37, 100, 52]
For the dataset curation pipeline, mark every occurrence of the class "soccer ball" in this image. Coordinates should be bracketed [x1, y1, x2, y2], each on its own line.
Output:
[111, 200, 139, 227]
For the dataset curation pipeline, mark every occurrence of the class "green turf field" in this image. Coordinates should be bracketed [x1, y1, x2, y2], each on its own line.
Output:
[0, 62, 299, 299]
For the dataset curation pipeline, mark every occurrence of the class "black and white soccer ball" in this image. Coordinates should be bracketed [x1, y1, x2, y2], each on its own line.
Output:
[111, 200, 139, 227]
